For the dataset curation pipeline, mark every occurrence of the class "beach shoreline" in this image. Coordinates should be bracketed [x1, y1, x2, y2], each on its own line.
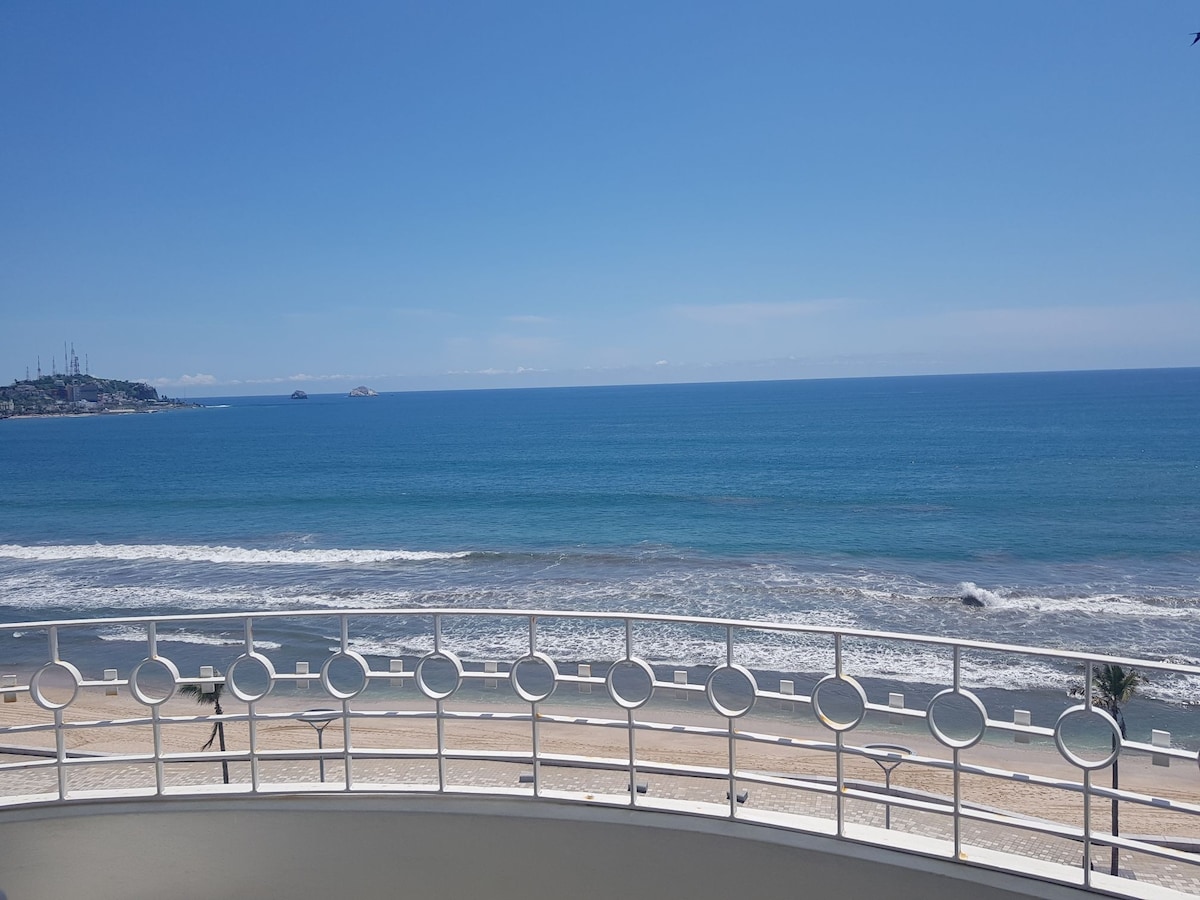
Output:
[3, 684, 1198, 841]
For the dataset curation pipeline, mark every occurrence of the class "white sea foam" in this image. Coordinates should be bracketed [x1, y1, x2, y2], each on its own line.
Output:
[5, 584, 1198, 704]
[0, 543, 470, 565]
[337, 621, 1200, 703]
[950, 580, 1197, 619]
[98, 625, 282, 651]
[0, 576, 426, 614]
[957, 582, 1007, 607]
[4, 552, 1199, 704]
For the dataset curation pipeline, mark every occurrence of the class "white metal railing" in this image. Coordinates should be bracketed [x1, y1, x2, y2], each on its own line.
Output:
[2, 609, 1199, 897]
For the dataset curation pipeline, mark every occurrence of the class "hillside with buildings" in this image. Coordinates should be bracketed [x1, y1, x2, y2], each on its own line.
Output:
[0, 375, 191, 418]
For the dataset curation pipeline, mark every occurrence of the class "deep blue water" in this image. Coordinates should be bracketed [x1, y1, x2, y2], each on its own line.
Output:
[2, 369, 1199, 714]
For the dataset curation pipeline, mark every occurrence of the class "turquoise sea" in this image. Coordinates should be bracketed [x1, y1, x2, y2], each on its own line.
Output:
[2, 369, 1199, 730]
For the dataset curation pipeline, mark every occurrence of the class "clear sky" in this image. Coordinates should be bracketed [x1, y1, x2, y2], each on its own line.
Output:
[2, 2, 1198, 396]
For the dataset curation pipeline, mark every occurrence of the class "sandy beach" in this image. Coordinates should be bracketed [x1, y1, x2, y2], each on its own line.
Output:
[3, 681, 1198, 844]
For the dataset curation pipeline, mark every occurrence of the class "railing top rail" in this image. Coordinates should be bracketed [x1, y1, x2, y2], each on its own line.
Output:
[3, 607, 1198, 676]
[4, 607, 1200, 896]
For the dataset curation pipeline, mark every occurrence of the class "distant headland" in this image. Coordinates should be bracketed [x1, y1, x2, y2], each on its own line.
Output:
[0, 376, 195, 419]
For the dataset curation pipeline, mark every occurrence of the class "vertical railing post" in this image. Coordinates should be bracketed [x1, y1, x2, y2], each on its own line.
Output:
[148, 622, 165, 796]
[529, 615, 541, 797]
[246, 619, 260, 792]
[1083, 660, 1094, 886]
[341, 615, 353, 791]
[341, 693, 353, 792]
[47, 626, 69, 800]
[952, 645, 962, 858]
[834, 633, 845, 837]
[1083, 770, 1093, 888]
[54, 707, 68, 799]
[626, 618, 637, 807]
[726, 625, 737, 817]
[435, 614, 446, 792]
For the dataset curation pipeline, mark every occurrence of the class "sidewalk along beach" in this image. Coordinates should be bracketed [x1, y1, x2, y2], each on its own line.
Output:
[3, 681, 1197, 843]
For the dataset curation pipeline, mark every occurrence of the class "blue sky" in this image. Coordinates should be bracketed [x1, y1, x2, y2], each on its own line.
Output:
[3, 2, 1198, 395]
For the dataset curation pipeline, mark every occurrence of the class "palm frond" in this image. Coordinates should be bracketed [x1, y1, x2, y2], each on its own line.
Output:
[1091, 664, 1144, 712]
[178, 683, 221, 706]
[1069, 663, 1144, 741]
[180, 674, 225, 733]
[1068, 665, 1144, 704]
[179, 670, 224, 715]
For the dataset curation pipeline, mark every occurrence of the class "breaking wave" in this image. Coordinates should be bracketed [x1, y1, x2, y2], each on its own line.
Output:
[0, 543, 471, 565]
[98, 625, 282, 651]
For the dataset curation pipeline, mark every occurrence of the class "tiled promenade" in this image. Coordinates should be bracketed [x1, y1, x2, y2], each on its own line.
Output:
[4, 753, 1199, 896]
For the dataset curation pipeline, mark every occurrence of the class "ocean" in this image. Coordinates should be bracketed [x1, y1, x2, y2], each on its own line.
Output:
[2, 369, 1199, 733]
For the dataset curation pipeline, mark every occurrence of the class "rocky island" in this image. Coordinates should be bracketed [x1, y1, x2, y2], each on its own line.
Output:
[348, 385, 378, 397]
[0, 376, 194, 419]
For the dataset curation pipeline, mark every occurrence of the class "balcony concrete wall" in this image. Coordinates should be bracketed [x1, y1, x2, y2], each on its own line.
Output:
[0, 794, 1096, 900]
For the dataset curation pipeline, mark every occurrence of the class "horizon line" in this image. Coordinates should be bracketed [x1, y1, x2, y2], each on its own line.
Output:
[177, 364, 1200, 400]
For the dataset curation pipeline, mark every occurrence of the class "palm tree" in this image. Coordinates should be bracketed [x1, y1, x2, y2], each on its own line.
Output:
[1072, 664, 1144, 876]
[180, 671, 229, 784]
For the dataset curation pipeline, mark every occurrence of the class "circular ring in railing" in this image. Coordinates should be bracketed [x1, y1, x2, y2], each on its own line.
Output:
[511, 652, 559, 703]
[926, 688, 988, 750]
[320, 650, 371, 700]
[1053, 704, 1122, 770]
[811, 674, 868, 732]
[606, 657, 656, 710]
[705, 664, 758, 718]
[129, 656, 181, 706]
[29, 660, 83, 711]
[415, 650, 464, 701]
[225, 652, 278, 703]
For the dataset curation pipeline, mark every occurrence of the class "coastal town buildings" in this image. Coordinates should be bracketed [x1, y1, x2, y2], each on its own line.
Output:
[0, 376, 187, 417]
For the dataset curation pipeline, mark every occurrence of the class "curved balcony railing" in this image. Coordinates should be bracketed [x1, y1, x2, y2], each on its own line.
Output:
[2, 609, 1199, 897]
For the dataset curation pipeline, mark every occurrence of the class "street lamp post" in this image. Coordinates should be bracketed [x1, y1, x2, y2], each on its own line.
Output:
[863, 743, 912, 830]
[300, 708, 341, 783]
